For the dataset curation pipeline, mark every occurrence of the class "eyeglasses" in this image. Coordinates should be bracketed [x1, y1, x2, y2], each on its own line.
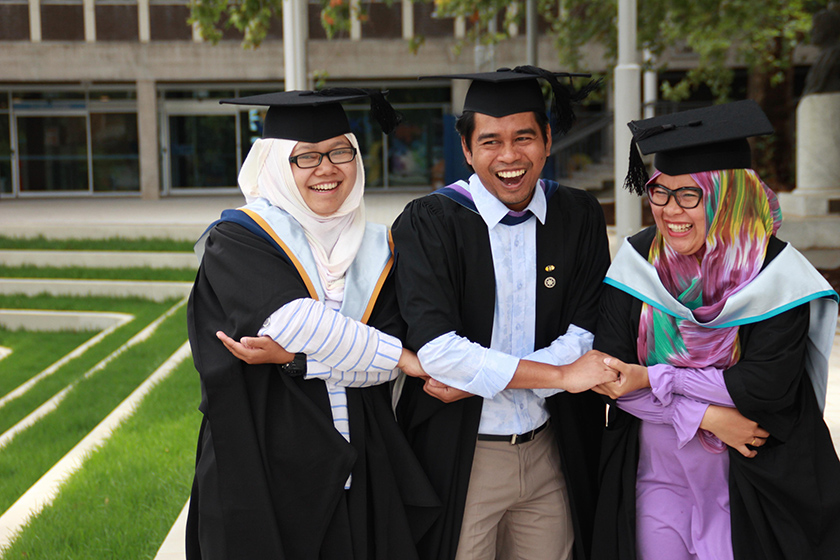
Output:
[646, 184, 703, 209]
[289, 147, 357, 169]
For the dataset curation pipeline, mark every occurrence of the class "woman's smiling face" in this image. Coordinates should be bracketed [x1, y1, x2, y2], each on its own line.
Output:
[290, 135, 358, 217]
[649, 173, 707, 256]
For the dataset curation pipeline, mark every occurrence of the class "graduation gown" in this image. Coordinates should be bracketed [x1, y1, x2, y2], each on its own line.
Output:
[185, 204, 439, 560]
[592, 227, 840, 560]
[391, 180, 611, 560]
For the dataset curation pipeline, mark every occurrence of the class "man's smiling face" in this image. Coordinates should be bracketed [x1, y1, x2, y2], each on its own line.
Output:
[462, 111, 551, 212]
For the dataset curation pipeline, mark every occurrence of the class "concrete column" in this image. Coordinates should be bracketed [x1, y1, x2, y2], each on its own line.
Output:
[643, 49, 657, 119]
[455, 15, 465, 39]
[350, 0, 361, 40]
[613, 0, 642, 241]
[526, 0, 537, 66]
[779, 92, 840, 216]
[84, 0, 95, 42]
[507, 4, 518, 37]
[451, 79, 469, 116]
[29, 0, 41, 42]
[137, 80, 160, 200]
[402, 0, 413, 40]
[138, 0, 150, 43]
[283, 0, 307, 90]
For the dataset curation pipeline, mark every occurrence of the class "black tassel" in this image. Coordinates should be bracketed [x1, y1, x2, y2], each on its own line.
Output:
[312, 87, 403, 134]
[623, 137, 649, 196]
[364, 89, 403, 135]
[510, 66, 601, 135]
[511, 65, 576, 135]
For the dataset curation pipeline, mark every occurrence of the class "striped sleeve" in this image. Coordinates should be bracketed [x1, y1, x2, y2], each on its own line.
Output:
[258, 297, 402, 386]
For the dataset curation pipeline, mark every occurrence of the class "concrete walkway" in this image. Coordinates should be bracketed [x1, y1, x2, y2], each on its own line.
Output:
[0, 192, 424, 241]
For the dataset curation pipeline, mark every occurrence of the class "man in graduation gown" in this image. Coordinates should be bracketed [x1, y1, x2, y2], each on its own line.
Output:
[391, 67, 615, 560]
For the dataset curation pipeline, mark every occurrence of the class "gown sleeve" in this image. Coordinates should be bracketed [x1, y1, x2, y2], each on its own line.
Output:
[723, 303, 810, 442]
[391, 196, 468, 352]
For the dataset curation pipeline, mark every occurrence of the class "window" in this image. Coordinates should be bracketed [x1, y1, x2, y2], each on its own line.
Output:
[0, 96, 11, 194]
[361, 1, 401, 39]
[150, 0, 192, 41]
[41, 0, 85, 41]
[96, 0, 139, 41]
[0, 1, 30, 41]
[17, 115, 89, 193]
[415, 2, 453, 38]
[168, 115, 237, 188]
[91, 113, 140, 192]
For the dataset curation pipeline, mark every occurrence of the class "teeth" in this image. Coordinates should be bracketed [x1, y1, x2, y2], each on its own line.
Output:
[497, 170, 525, 179]
[668, 223, 692, 233]
[311, 182, 338, 191]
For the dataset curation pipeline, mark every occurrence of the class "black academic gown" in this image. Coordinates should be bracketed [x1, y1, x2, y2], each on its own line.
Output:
[185, 219, 439, 560]
[592, 227, 840, 560]
[391, 181, 611, 560]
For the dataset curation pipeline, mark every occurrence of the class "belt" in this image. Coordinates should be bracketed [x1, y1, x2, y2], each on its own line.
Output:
[476, 421, 548, 445]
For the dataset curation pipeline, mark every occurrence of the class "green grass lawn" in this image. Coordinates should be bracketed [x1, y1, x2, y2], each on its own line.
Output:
[2, 357, 200, 560]
[0, 265, 197, 282]
[0, 328, 95, 397]
[0, 251, 201, 559]
[0, 298, 181, 436]
[0, 235, 194, 252]
[0, 301, 189, 513]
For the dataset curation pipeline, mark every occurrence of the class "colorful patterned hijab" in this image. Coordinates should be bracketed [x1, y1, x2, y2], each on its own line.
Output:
[638, 168, 783, 370]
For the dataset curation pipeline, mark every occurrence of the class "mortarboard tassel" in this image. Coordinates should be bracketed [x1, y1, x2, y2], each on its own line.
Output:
[510, 65, 600, 135]
[623, 137, 649, 196]
[364, 89, 404, 135]
[311, 87, 403, 135]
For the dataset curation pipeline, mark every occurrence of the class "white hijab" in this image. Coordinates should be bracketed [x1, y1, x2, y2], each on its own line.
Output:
[238, 133, 366, 302]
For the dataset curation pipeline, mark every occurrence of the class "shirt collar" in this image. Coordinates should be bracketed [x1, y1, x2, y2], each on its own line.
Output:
[468, 173, 547, 228]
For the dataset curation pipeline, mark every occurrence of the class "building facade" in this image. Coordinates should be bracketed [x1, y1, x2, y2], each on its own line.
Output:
[1, 0, 580, 198]
[0, 0, 819, 199]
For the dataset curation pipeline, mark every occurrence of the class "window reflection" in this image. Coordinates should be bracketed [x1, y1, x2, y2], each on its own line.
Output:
[91, 113, 140, 192]
[18, 115, 88, 192]
[169, 115, 237, 188]
[0, 113, 11, 194]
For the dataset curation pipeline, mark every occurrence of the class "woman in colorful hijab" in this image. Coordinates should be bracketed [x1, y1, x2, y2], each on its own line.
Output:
[185, 89, 439, 560]
[591, 100, 840, 560]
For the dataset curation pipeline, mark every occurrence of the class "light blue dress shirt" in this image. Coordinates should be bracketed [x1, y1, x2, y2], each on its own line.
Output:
[417, 174, 595, 435]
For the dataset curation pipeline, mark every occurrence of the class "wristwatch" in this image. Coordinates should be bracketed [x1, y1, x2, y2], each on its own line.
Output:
[279, 352, 307, 377]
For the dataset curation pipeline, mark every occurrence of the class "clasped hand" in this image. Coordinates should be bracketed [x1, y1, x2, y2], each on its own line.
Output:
[591, 356, 650, 399]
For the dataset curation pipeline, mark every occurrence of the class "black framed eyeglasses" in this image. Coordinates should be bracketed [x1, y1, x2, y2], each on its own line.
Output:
[646, 184, 703, 209]
[289, 147, 357, 169]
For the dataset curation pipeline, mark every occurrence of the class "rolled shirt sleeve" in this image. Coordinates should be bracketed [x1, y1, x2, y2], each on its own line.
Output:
[259, 297, 403, 387]
[417, 331, 519, 399]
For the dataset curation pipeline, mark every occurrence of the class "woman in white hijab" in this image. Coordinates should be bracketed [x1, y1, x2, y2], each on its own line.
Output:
[186, 89, 439, 560]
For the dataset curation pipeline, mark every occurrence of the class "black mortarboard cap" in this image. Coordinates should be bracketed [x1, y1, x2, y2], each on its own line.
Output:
[220, 88, 402, 143]
[623, 100, 774, 195]
[422, 66, 599, 135]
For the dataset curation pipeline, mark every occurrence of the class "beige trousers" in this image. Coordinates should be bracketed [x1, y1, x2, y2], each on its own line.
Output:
[454, 425, 574, 560]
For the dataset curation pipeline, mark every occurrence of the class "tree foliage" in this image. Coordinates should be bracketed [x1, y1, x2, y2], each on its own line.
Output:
[434, 0, 831, 188]
[187, 0, 832, 188]
[189, 0, 393, 47]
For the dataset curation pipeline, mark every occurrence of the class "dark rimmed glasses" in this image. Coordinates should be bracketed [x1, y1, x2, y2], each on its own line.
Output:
[646, 184, 703, 209]
[289, 147, 357, 169]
